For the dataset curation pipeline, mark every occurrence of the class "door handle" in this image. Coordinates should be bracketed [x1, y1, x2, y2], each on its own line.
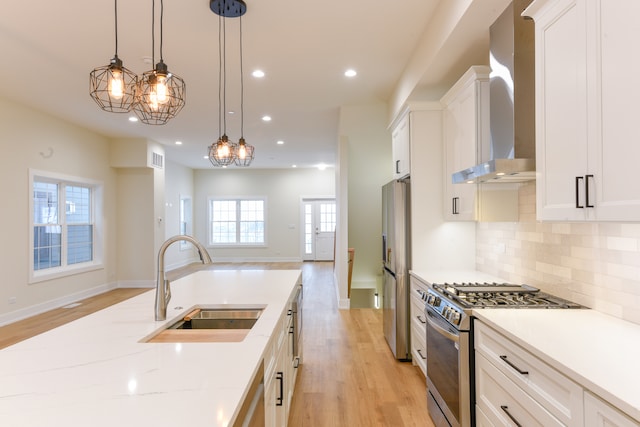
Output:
[396, 160, 401, 174]
[452, 197, 459, 214]
[585, 174, 594, 208]
[276, 372, 284, 406]
[499, 355, 529, 375]
[575, 176, 584, 208]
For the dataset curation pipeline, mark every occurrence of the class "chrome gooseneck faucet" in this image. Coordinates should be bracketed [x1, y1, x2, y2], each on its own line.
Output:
[155, 235, 213, 321]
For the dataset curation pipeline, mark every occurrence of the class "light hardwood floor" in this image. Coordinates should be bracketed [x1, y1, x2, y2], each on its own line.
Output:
[0, 261, 433, 426]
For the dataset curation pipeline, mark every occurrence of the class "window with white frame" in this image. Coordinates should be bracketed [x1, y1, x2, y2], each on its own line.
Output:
[31, 171, 102, 281]
[208, 198, 265, 246]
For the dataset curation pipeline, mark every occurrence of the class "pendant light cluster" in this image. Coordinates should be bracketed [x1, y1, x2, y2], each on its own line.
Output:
[89, 0, 185, 125]
[208, 0, 255, 167]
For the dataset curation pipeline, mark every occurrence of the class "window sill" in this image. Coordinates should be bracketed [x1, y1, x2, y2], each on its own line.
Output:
[29, 262, 105, 284]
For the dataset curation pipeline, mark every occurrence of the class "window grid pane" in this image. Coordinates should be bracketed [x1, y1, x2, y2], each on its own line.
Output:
[239, 200, 264, 243]
[210, 199, 265, 245]
[33, 178, 95, 272]
[304, 204, 313, 254]
[211, 200, 238, 244]
[319, 203, 336, 232]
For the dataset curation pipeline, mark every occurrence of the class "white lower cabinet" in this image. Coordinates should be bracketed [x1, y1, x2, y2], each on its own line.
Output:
[585, 392, 639, 427]
[264, 313, 287, 426]
[475, 321, 639, 427]
[264, 283, 302, 427]
[409, 274, 428, 376]
[475, 321, 581, 426]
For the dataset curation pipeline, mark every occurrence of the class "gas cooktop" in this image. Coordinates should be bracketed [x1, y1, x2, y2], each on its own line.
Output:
[431, 282, 582, 309]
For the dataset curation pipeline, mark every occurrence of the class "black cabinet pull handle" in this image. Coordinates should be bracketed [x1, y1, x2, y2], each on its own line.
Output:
[396, 160, 401, 174]
[575, 176, 584, 208]
[452, 197, 459, 214]
[416, 315, 426, 324]
[585, 174, 594, 208]
[276, 372, 284, 406]
[500, 405, 522, 427]
[417, 349, 426, 360]
[499, 355, 529, 375]
[293, 357, 300, 368]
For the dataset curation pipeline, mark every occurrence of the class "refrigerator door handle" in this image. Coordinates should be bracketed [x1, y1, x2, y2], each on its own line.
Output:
[382, 234, 387, 263]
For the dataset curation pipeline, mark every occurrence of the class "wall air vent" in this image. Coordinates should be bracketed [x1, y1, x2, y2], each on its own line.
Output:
[152, 152, 164, 169]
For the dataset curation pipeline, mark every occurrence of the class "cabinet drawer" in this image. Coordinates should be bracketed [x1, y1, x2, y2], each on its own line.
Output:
[410, 292, 427, 328]
[475, 322, 583, 425]
[476, 353, 563, 426]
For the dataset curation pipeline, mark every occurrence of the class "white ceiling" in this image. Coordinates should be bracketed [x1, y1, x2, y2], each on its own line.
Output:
[0, 0, 510, 170]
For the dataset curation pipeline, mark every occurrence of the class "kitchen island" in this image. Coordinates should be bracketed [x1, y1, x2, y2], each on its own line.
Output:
[0, 269, 302, 427]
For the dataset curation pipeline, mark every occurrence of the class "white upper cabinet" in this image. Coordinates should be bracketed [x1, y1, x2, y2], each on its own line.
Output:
[526, 0, 640, 221]
[441, 66, 490, 221]
[391, 110, 411, 179]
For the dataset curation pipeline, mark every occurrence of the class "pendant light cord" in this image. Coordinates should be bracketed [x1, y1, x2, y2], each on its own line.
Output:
[151, 0, 155, 65]
[218, 14, 227, 136]
[114, 0, 119, 56]
[240, 15, 244, 139]
[159, 0, 164, 62]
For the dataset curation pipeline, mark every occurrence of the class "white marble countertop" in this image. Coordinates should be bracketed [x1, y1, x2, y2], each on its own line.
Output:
[0, 269, 302, 427]
[410, 270, 640, 423]
[474, 309, 640, 423]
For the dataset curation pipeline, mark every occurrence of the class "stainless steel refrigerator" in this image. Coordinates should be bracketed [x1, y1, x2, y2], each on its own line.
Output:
[381, 179, 411, 361]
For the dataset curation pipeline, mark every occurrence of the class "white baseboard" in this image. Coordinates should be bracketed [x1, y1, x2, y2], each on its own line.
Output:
[0, 282, 117, 327]
[210, 256, 302, 263]
[117, 280, 155, 289]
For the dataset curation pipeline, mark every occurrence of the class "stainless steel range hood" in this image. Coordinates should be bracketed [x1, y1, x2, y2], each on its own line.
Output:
[453, 0, 536, 184]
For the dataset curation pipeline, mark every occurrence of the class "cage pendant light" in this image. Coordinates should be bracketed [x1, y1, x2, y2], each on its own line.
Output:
[208, 8, 241, 167]
[234, 15, 255, 167]
[133, 0, 186, 125]
[208, 0, 254, 167]
[89, 0, 137, 113]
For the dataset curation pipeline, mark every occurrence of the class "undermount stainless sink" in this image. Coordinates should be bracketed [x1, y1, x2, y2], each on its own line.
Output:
[141, 306, 266, 343]
[168, 308, 264, 330]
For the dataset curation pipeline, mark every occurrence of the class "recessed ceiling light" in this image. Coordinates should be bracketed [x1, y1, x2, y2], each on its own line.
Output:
[128, 116, 138, 122]
[317, 163, 327, 171]
[252, 70, 265, 78]
[203, 155, 209, 159]
[344, 69, 357, 77]
[228, 110, 235, 115]
[292, 165, 297, 168]
[277, 140, 284, 145]
[262, 115, 271, 122]
[175, 141, 183, 145]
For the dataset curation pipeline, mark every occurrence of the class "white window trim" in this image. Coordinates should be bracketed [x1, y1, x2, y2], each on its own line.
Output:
[207, 196, 268, 248]
[179, 194, 193, 251]
[29, 169, 104, 284]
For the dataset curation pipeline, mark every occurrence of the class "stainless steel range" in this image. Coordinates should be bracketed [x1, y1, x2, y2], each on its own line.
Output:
[423, 282, 582, 427]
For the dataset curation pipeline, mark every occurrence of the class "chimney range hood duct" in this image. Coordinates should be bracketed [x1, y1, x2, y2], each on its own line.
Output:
[452, 0, 536, 184]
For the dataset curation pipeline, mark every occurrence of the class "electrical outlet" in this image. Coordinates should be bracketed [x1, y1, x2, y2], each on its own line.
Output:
[8, 297, 17, 305]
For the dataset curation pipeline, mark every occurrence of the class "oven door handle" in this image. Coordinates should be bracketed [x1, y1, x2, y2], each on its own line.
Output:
[425, 310, 459, 343]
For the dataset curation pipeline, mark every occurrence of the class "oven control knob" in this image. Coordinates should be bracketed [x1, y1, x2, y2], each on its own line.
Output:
[450, 311, 462, 325]
[426, 295, 440, 306]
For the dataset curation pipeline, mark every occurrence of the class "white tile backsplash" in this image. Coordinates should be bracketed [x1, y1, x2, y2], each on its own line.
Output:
[476, 182, 640, 325]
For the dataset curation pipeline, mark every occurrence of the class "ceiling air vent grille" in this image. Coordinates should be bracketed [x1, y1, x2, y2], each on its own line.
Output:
[152, 152, 164, 169]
